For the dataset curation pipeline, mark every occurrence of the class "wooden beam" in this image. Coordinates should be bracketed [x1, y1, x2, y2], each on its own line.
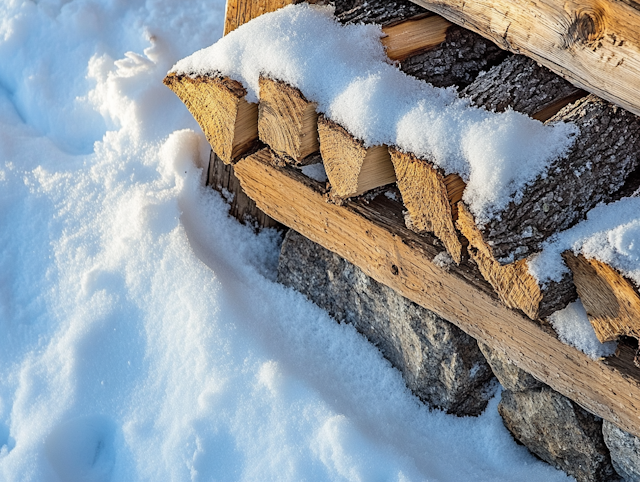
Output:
[317, 116, 395, 198]
[163, 74, 258, 164]
[408, 0, 640, 118]
[381, 14, 452, 61]
[224, 0, 295, 35]
[234, 148, 640, 438]
[564, 253, 640, 344]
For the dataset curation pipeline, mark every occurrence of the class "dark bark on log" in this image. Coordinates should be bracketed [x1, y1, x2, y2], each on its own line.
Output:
[335, 0, 427, 26]
[207, 149, 282, 230]
[462, 55, 585, 120]
[481, 95, 640, 264]
[399, 25, 507, 88]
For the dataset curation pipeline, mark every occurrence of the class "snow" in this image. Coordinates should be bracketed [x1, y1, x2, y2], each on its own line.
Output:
[171, 4, 578, 225]
[300, 162, 328, 182]
[0, 0, 576, 480]
[549, 301, 618, 360]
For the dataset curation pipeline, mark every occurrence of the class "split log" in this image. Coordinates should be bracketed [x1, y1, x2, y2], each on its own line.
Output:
[469, 95, 640, 265]
[207, 150, 281, 229]
[335, 0, 427, 26]
[390, 148, 466, 263]
[458, 204, 576, 319]
[408, 0, 640, 118]
[317, 116, 395, 198]
[563, 253, 640, 343]
[233, 147, 640, 440]
[163, 74, 258, 164]
[392, 54, 586, 264]
[381, 14, 452, 62]
[462, 55, 586, 122]
[258, 76, 319, 164]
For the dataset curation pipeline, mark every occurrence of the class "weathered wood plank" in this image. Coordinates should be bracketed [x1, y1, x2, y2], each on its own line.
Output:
[234, 148, 640, 439]
[408, 0, 640, 117]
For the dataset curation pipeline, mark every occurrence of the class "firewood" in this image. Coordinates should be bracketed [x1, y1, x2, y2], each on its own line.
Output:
[224, 0, 295, 35]
[393, 54, 586, 264]
[381, 14, 452, 62]
[390, 148, 465, 263]
[233, 147, 640, 440]
[163, 73, 258, 164]
[317, 116, 395, 198]
[462, 55, 586, 121]
[404, 0, 640, 118]
[457, 204, 576, 319]
[469, 95, 640, 265]
[563, 253, 640, 343]
[258, 76, 319, 164]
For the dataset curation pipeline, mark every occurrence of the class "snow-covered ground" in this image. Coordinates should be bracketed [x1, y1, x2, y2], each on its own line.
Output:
[0, 1, 576, 480]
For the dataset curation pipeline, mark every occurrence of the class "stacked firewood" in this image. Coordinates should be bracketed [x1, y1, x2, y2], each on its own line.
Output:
[164, 1, 640, 357]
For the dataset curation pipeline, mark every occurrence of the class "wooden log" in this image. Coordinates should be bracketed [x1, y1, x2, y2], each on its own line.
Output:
[336, 0, 428, 26]
[224, 0, 295, 35]
[408, 0, 640, 118]
[469, 95, 640, 265]
[233, 147, 640, 440]
[392, 54, 586, 264]
[207, 149, 281, 229]
[317, 116, 395, 198]
[462, 55, 586, 121]
[564, 253, 640, 344]
[390, 148, 465, 263]
[163, 73, 258, 165]
[381, 14, 452, 61]
[457, 203, 576, 319]
[258, 76, 319, 164]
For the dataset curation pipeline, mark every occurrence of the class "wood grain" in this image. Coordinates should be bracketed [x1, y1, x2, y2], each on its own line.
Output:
[224, 0, 295, 35]
[564, 252, 640, 343]
[409, 0, 640, 117]
[382, 14, 452, 61]
[234, 148, 640, 439]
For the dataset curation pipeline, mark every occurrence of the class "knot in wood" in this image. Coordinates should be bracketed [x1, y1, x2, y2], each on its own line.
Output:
[391, 264, 399, 276]
[564, 7, 606, 49]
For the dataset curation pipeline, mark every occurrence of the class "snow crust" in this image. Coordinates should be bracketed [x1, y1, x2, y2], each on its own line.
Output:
[171, 4, 578, 224]
[549, 301, 618, 360]
[0, 0, 574, 480]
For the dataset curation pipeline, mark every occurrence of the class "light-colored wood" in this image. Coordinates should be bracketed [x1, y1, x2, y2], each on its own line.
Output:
[224, 0, 295, 35]
[163, 74, 258, 164]
[317, 116, 395, 198]
[258, 76, 319, 164]
[409, 0, 640, 117]
[390, 148, 464, 263]
[457, 203, 544, 319]
[381, 14, 452, 61]
[564, 253, 640, 343]
[234, 148, 640, 439]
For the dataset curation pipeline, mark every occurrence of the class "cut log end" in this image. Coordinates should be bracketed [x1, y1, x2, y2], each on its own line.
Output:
[318, 116, 395, 198]
[564, 252, 640, 344]
[258, 76, 319, 164]
[390, 148, 464, 263]
[163, 73, 258, 164]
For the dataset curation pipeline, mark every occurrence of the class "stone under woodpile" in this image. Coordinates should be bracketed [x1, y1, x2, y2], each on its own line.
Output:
[277, 229, 497, 416]
[603, 420, 640, 482]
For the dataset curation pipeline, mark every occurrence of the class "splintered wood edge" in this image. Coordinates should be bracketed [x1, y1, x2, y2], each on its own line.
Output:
[390, 148, 463, 263]
[258, 76, 319, 162]
[233, 148, 640, 439]
[382, 14, 452, 61]
[164, 73, 256, 164]
[564, 252, 640, 343]
[318, 116, 367, 198]
[356, 146, 396, 195]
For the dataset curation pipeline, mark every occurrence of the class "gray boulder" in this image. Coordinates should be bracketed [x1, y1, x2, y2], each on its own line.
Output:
[498, 387, 618, 482]
[277, 230, 496, 416]
[603, 420, 640, 482]
[477, 341, 543, 392]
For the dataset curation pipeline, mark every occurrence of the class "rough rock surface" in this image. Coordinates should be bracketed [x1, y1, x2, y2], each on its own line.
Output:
[498, 388, 618, 482]
[603, 420, 640, 482]
[477, 342, 543, 392]
[277, 230, 496, 416]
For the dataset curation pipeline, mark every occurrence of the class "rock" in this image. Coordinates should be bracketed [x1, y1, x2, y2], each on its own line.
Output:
[477, 341, 543, 392]
[603, 420, 640, 482]
[277, 230, 496, 416]
[498, 388, 618, 482]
